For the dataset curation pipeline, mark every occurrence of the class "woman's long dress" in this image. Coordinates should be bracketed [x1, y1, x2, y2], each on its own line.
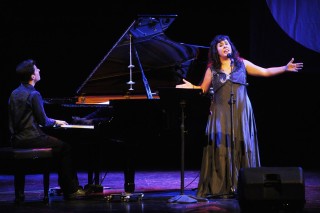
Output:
[196, 61, 261, 197]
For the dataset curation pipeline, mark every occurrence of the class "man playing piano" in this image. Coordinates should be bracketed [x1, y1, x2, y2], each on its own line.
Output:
[8, 59, 87, 200]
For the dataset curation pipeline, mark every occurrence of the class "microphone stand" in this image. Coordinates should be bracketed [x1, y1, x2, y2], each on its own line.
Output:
[165, 89, 208, 204]
[228, 60, 236, 196]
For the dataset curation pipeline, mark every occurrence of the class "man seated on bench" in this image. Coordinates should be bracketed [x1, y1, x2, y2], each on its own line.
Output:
[8, 59, 87, 200]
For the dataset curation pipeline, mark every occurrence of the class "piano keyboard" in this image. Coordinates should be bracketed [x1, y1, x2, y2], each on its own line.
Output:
[60, 124, 95, 129]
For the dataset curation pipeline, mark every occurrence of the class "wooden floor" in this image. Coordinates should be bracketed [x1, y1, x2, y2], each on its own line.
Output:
[0, 169, 319, 213]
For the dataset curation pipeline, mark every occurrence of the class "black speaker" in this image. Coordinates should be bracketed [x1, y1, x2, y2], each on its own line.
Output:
[237, 167, 305, 212]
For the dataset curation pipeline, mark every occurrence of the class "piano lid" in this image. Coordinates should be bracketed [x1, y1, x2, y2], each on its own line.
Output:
[76, 14, 204, 98]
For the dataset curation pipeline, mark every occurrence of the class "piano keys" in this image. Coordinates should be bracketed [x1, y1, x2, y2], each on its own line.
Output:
[60, 124, 95, 129]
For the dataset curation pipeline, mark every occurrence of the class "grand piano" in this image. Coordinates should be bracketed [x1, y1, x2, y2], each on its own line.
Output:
[44, 14, 210, 193]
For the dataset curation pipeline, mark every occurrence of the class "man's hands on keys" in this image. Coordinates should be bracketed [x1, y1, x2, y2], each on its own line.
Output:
[54, 119, 68, 127]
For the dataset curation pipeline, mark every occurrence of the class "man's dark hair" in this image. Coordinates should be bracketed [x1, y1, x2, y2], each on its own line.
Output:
[16, 59, 36, 83]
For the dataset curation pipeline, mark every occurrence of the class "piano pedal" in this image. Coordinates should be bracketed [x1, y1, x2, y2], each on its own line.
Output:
[105, 192, 144, 202]
[84, 184, 104, 193]
[49, 187, 63, 196]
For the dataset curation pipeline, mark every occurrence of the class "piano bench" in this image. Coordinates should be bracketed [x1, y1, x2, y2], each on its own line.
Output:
[0, 147, 53, 204]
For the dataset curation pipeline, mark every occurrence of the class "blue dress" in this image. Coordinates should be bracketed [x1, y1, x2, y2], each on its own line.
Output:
[196, 60, 261, 197]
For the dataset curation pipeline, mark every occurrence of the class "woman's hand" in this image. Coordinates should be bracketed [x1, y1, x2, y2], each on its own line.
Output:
[175, 79, 194, 89]
[286, 58, 303, 72]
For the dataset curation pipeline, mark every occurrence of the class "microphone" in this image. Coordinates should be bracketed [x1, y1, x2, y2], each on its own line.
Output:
[227, 53, 234, 65]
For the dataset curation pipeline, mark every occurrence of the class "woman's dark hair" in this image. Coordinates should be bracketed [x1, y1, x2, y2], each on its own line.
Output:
[16, 59, 36, 83]
[207, 35, 241, 70]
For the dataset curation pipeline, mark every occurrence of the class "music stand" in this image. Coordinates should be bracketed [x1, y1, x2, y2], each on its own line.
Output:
[159, 88, 208, 204]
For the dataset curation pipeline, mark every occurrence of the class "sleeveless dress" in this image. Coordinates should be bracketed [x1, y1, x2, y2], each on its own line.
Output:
[196, 60, 261, 197]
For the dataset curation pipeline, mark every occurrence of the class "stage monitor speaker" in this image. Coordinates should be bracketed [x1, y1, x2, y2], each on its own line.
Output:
[237, 167, 305, 212]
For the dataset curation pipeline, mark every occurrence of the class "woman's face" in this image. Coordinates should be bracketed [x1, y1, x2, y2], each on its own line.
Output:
[216, 39, 232, 58]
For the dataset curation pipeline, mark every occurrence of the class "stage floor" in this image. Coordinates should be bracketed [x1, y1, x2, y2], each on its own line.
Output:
[0, 169, 319, 212]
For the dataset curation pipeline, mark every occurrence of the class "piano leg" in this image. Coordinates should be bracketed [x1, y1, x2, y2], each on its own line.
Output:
[84, 138, 104, 193]
[123, 144, 136, 193]
[124, 171, 135, 193]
